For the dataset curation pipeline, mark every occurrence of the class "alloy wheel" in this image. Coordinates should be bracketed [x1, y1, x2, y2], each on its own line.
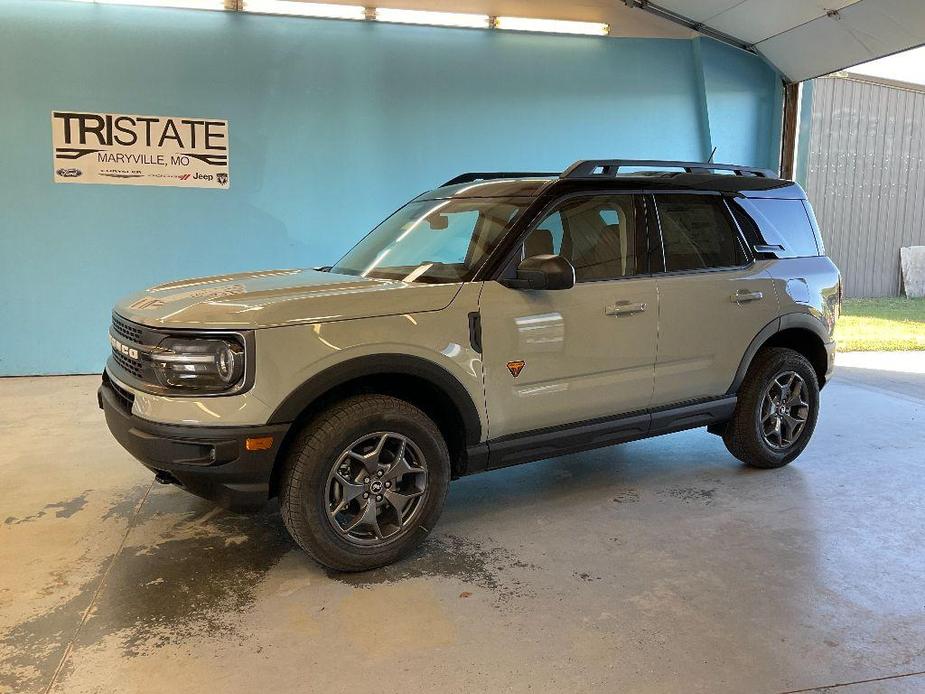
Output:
[760, 371, 810, 449]
[324, 432, 428, 546]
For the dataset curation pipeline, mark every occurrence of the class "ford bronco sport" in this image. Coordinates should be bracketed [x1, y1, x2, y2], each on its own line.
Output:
[99, 159, 840, 571]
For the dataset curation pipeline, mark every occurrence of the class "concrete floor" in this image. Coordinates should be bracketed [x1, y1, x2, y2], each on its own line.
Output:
[1, 353, 923, 694]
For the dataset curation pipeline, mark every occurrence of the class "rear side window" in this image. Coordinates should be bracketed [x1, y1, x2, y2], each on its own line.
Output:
[732, 198, 820, 258]
[654, 195, 745, 272]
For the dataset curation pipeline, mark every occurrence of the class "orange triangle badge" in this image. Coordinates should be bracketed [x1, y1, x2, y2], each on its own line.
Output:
[507, 360, 526, 378]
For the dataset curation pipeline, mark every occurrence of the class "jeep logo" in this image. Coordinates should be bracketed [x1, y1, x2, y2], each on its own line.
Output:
[109, 335, 139, 360]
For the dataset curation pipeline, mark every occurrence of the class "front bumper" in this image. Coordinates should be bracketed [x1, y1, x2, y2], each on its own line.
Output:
[824, 339, 836, 385]
[98, 374, 289, 511]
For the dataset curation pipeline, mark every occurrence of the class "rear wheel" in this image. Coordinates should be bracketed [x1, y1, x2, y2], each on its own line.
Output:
[279, 395, 450, 571]
[723, 347, 820, 469]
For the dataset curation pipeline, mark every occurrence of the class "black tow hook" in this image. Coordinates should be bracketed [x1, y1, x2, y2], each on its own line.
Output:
[154, 471, 176, 485]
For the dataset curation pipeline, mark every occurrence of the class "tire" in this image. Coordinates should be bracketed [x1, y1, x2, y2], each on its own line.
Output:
[279, 394, 450, 572]
[723, 347, 820, 469]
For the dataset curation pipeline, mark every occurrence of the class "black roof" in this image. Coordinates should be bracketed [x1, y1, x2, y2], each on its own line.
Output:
[424, 159, 806, 201]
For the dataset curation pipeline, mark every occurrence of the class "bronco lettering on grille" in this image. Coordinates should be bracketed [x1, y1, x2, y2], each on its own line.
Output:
[109, 334, 139, 360]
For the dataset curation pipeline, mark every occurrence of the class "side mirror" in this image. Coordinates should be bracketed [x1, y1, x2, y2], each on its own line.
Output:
[500, 254, 575, 290]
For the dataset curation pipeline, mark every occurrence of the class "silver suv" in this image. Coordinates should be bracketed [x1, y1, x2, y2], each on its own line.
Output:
[99, 159, 840, 571]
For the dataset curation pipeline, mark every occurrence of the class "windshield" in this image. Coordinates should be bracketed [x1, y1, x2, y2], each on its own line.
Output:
[331, 197, 531, 284]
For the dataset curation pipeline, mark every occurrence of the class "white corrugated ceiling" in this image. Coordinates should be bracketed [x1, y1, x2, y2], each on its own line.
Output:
[312, 0, 925, 82]
[651, 0, 925, 82]
[179, 0, 925, 82]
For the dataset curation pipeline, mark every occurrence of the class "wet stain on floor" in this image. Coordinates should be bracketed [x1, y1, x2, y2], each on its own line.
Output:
[0, 485, 146, 693]
[4, 491, 91, 525]
[0, 487, 152, 693]
[100, 485, 151, 522]
[2, 485, 542, 692]
[77, 503, 295, 657]
[574, 572, 602, 582]
[1, 491, 295, 693]
[612, 489, 640, 503]
[0, 571, 101, 693]
[658, 487, 717, 505]
[330, 534, 538, 605]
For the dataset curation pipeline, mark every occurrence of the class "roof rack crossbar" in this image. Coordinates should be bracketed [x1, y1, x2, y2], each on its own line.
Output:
[442, 171, 559, 186]
[562, 159, 776, 179]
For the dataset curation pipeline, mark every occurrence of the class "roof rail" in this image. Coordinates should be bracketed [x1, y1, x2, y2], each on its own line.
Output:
[442, 171, 558, 186]
[562, 159, 777, 179]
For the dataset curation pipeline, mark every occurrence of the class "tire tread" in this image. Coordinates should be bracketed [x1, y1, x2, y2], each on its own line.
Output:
[723, 347, 820, 469]
[279, 394, 448, 572]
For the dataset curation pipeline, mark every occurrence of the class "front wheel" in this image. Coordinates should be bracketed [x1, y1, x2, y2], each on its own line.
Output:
[723, 347, 820, 469]
[279, 395, 450, 571]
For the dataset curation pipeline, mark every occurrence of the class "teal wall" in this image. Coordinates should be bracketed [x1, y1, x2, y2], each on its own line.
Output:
[694, 37, 783, 168]
[0, 1, 783, 375]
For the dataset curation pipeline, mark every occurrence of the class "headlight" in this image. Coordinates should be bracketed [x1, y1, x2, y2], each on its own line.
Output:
[151, 337, 245, 392]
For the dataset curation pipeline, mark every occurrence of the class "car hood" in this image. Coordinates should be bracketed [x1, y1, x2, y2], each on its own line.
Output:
[114, 268, 462, 329]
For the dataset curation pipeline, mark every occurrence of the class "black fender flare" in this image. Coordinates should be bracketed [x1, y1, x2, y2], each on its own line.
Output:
[267, 354, 483, 446]
[726, 312, 831, 394]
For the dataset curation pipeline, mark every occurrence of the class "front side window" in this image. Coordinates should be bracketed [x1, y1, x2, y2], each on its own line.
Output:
[655, 195, 745, 272]
[523, 195, 639, 282]
[332, 197, 530, 283]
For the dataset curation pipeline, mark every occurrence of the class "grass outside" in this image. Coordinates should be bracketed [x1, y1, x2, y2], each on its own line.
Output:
[836, 297, 925, 351]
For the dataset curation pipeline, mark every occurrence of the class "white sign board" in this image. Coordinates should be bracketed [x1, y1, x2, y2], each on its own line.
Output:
[901, 246, 925, 298]
[51, 111, 229, 189]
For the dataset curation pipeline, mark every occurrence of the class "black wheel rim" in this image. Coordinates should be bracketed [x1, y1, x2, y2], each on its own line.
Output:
[324, 432, 428, 547]
[760, 371, 810, 450]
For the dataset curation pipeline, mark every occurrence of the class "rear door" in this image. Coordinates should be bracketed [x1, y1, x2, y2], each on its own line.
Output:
[650, 193, 779, 405]
[479, 193, 658, 438]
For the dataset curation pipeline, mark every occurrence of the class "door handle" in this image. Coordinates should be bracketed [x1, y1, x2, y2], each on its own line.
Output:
[606, 301, 647, 316]
[732, 289, 764, 304]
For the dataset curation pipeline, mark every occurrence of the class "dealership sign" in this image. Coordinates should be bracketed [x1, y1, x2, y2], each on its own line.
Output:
[51, 111, 229, 189]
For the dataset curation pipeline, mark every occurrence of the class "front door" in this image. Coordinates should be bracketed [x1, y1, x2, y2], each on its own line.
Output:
[479, 193, 658, 439]
[650, 194, 780, 405]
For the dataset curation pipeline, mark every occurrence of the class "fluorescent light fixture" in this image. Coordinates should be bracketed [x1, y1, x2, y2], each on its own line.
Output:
[243, 0, 366, 20]
[69, 0, 614, 39]
[494, 16, 609, 36]
[71, 0, 226, 7]
[375, 8, 489, 29]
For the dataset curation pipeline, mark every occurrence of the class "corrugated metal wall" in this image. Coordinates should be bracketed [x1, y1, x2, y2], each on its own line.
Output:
[802, 74, 925, 297]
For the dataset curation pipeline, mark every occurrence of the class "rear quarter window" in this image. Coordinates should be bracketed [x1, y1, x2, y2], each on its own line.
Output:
[732, 198, 821, 258]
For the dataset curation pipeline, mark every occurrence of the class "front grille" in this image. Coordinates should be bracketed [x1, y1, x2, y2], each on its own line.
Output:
[104, 372, 136, 411]
[112, 314, 143, 343]
[110, 314, 155, 384]
[112, 350, 144, 378]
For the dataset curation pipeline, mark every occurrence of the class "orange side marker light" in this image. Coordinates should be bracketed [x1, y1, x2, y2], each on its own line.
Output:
[245, 436, 274, 452]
